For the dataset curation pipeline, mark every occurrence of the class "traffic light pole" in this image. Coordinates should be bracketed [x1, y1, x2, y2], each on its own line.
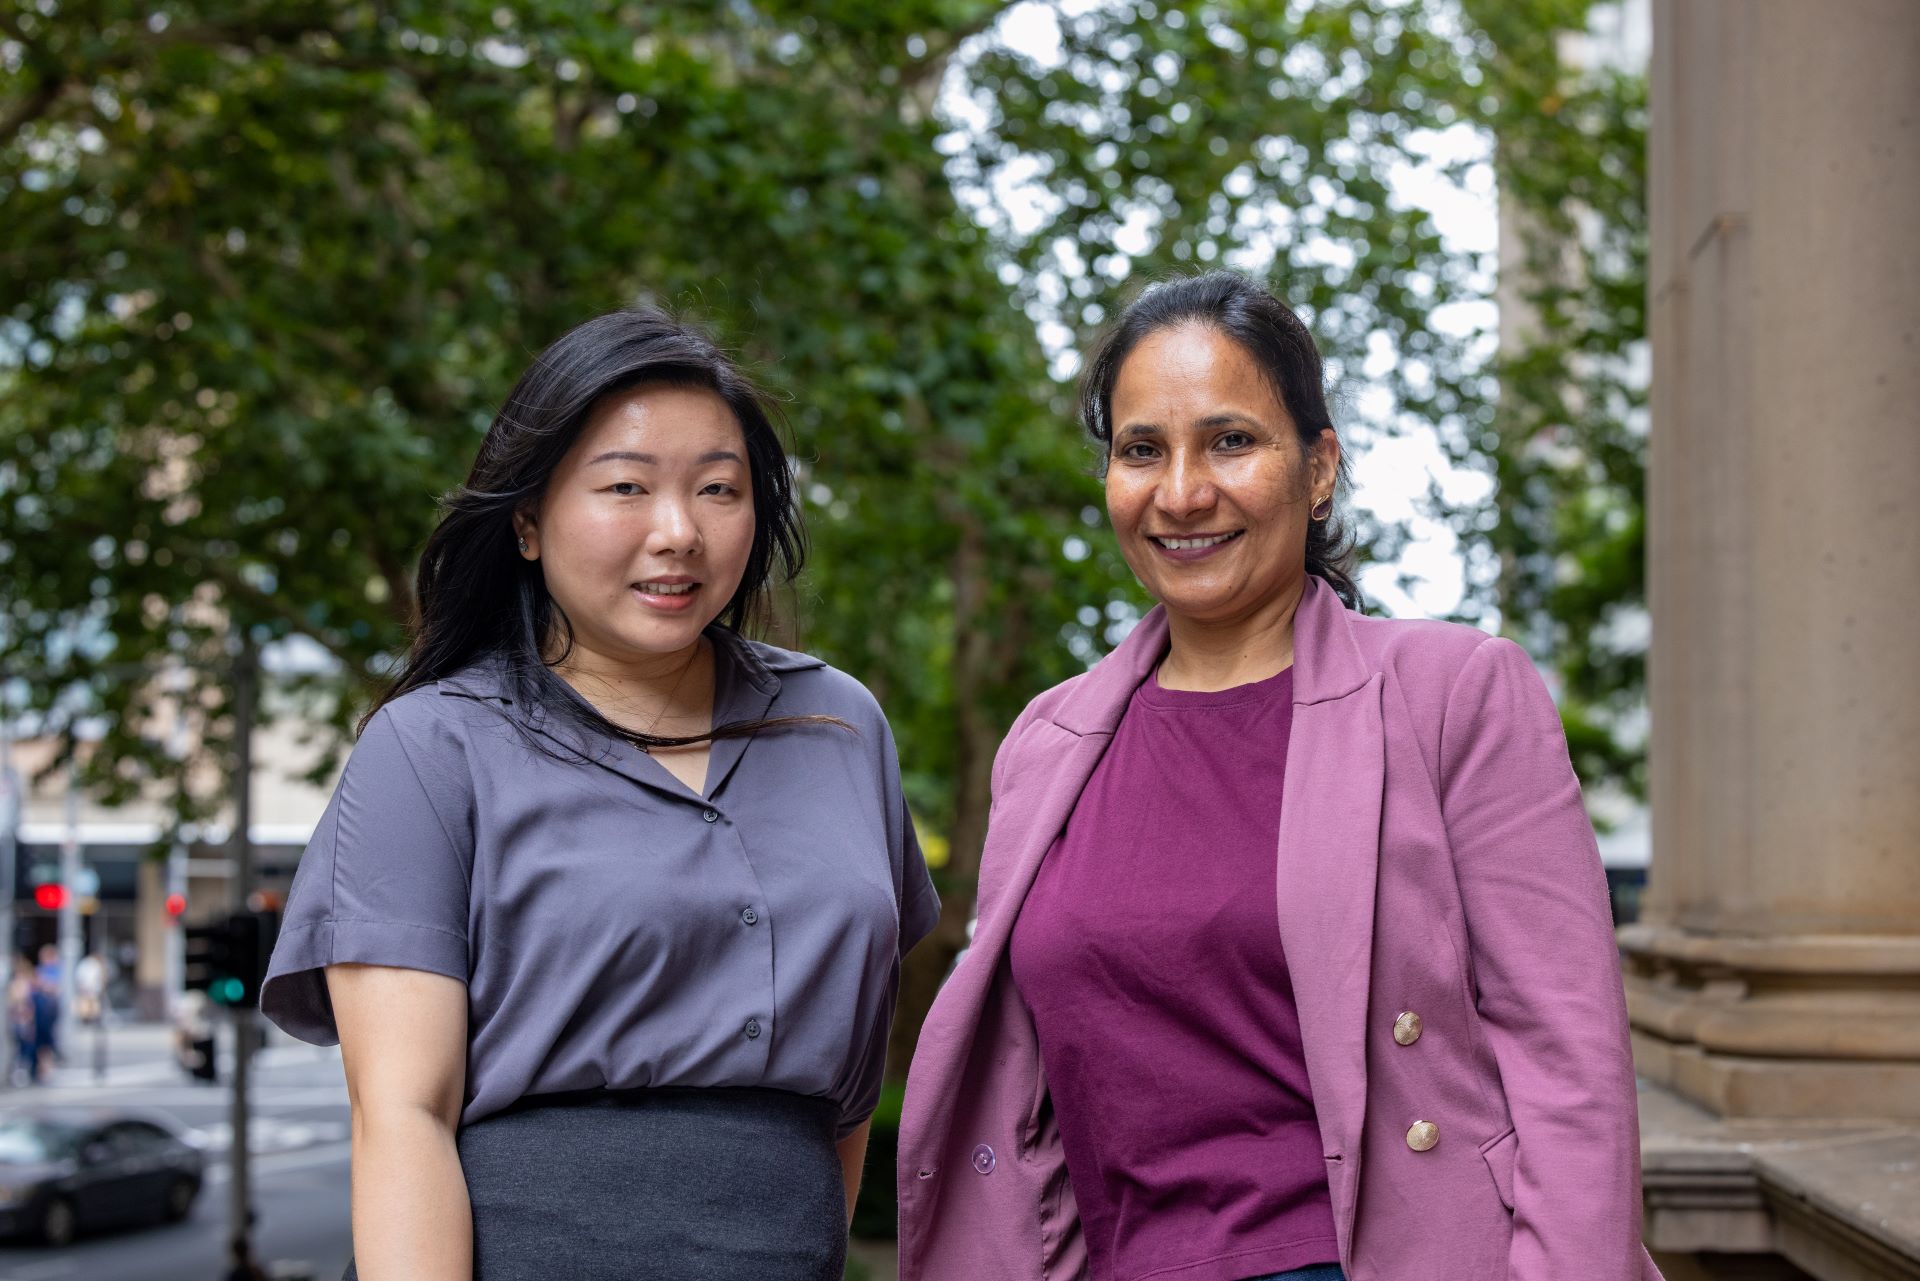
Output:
[0, 720, 16, 967]
[227, 640, 259, 1279]
[57, 764, 82, 1075]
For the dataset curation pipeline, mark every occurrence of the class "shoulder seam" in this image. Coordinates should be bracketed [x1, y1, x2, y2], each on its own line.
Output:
[374, 706, 474, 895]
[1435, 632, 1511, 796]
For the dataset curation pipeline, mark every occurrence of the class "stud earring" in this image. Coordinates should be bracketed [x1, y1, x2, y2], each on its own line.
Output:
[517, 537, 529, 553]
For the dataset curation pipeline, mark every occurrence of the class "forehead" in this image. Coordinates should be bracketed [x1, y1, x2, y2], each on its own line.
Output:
[572, 384, 745, 458]
[1110, 324, 1286, 424]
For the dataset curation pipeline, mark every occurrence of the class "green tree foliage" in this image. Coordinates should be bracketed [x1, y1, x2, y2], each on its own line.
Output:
[2, 0, 1647, 1065]
[1454, 0, 1648, 796]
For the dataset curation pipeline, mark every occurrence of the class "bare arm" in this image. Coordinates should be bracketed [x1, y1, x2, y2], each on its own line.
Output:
[328, 963, 471, 1281]
[836, 1120, 871, 1227]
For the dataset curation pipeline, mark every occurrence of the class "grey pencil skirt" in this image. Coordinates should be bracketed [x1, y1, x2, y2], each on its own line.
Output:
[342, 1086, 847, 1281]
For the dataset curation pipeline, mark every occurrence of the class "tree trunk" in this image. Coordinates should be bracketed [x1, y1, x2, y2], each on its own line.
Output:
[885, 511, 1003, 1082]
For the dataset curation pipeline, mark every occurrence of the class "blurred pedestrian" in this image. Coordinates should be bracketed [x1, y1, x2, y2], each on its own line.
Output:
[174, 990, 218, 1084]
[901, 272, 1663, 1281]
[74, 950, 107, 1025]
[7, 956, 37, 1085]
[29, 945, 59, 1078]
[32, 943, 57, 990]
[261, 308, 938, 1281]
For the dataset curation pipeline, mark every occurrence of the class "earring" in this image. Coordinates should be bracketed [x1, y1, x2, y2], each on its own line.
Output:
[1310, 494, 1333, 522]
[517, 537, 529, 554]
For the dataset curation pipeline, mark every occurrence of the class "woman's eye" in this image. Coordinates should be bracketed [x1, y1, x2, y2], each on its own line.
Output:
[1218, 431, 1254, 450]
[701, 482, 737, 497]
[609, 482, 644, 496]
[1120, 443, 1158, 461]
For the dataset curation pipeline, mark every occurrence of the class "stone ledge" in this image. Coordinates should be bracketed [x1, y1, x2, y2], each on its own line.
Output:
[1621, 927, 1920, 977]
[1633, 1034, 1920, 1120]
[1640, 1079, 1920, 1280]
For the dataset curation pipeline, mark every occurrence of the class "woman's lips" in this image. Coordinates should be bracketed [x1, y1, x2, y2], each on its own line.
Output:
[631, 581, 701, 613]
[1147, 529, 1244, 562]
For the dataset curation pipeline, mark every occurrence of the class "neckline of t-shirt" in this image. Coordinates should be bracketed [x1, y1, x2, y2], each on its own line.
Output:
[1136, 661, 1295, 711]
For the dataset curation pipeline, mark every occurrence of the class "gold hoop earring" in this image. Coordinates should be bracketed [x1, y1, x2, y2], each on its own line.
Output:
[1310, 495, 1333, 522]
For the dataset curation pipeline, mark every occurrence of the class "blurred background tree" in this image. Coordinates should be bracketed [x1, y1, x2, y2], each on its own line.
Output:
[1458, 0, 1648, 798]
[1, 0, 1645, 1080]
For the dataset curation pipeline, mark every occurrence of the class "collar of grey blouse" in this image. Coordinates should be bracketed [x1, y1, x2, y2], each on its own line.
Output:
[431, 624, 827, 758]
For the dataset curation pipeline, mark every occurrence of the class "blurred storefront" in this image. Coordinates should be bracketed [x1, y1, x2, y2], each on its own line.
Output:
[1, 716, 333, 1022]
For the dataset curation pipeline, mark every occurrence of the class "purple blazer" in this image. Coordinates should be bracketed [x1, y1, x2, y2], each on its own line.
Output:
[898, 578, 1663, 1281]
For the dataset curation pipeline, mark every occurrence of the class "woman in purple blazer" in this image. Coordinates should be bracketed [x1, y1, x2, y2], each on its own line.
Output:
[899, 273, 1662, 1281]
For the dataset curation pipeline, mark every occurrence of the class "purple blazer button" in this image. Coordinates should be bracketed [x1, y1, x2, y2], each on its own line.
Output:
[970, 1144, 995, 1175]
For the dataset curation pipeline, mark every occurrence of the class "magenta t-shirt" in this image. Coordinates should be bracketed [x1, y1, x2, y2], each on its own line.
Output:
[1009, 663, 1339, 1281]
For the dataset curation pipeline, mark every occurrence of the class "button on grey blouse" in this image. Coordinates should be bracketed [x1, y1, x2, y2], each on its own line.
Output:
[261, 630, 941, 1138]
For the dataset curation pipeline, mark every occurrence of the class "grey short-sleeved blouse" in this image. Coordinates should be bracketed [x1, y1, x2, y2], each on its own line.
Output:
[261, 629, 940, 1138]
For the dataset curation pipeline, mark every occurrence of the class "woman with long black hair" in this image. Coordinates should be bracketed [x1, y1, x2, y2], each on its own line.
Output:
[262, 308, 939, 1280]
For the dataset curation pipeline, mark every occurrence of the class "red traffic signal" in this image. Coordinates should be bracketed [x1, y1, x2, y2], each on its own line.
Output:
[32, 884, 68, 911]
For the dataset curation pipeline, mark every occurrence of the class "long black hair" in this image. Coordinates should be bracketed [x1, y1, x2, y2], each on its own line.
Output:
[1079, 270, 1361, 608]
[364, 306, 823, 750]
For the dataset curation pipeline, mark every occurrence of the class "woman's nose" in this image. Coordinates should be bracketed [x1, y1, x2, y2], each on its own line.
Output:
[647, 499, 701, 554]
[1158, 453, 1217, 519]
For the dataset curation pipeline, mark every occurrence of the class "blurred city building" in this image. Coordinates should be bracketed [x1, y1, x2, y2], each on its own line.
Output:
[2, 685, 333, 1020]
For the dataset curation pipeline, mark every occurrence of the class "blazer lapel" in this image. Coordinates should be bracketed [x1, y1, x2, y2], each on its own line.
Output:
[1274, 579, 1385, 1255]
[904, 610, 1169, 1171]
[977, 610, 1171, 917]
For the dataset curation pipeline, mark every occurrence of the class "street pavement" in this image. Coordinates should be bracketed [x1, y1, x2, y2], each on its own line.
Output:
[0, 1018, 352, 1281]
[0, 1021, 907, 1281]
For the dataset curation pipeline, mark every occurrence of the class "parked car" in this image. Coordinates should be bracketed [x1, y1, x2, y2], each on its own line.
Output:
[0, 1108, 205, 1246]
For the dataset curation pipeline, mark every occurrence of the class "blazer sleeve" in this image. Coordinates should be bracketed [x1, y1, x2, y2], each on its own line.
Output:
[1438, 636, 1649, 1281]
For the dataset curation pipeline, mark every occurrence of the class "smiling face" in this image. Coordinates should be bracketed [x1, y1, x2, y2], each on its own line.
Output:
[1104, 323, 1339, 626]
[512, 384, 756, 666]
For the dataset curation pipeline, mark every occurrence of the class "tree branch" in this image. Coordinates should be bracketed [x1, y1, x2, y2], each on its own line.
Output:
[0, 75, 65, 149]
[203, 562, 358, 669]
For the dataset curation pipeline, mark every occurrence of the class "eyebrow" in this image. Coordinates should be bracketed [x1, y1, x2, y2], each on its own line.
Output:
[1114, 412, 1265, 440]
[586, 449, 744, 466]
[1195, 412, 1266, 430]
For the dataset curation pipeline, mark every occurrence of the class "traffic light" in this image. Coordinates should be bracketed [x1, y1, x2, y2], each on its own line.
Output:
[226, 909, 279, 1008]
[184, 917, 236, 1002]
[184, 910, 280, 1009]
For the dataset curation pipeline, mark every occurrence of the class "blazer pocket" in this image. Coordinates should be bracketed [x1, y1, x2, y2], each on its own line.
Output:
[1479, 1126, 1517, 1212]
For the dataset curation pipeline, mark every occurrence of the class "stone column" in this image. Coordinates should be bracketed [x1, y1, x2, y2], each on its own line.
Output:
[1624, 0, 1920, 1119]
[134, 858, 172, 1020]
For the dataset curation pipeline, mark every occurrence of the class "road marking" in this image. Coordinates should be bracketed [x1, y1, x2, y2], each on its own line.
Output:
[0, 1259, 80, 1280]
[8, 1084, 346, 1108]
[193, 1116, 349, 1153]
[41, 1043, 336, 1090]
[207, 1138, 353, 1185]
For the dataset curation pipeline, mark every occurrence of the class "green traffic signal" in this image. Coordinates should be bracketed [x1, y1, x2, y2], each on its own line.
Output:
[185, 909, 280, 1008]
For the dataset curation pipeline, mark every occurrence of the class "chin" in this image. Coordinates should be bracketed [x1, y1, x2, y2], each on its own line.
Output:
[1136, 580, 1228, 614]
[601, 615, 709, 658]
[1149, 586, 1225, 616]
[1152, 583, 1263, 623]
[640, 623, 712, 653]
